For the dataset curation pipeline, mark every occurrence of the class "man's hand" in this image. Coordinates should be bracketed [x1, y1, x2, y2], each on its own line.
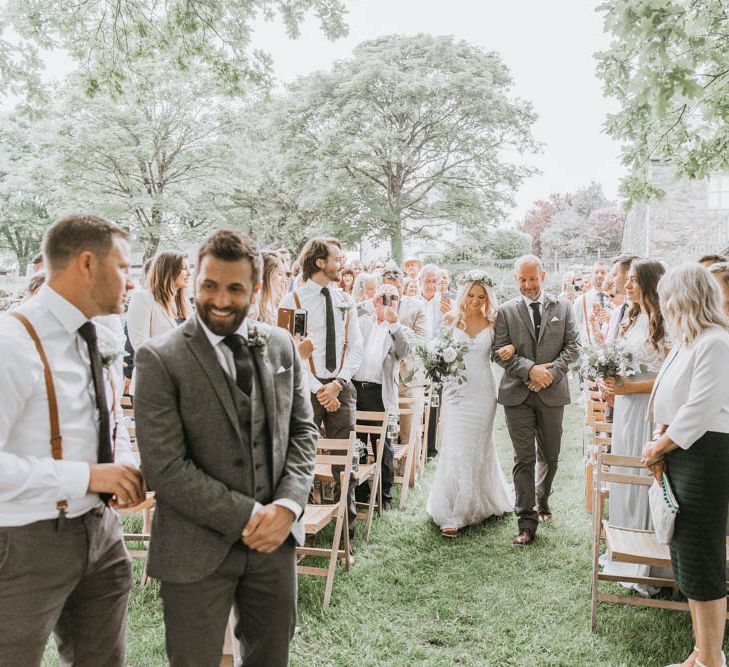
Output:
[526, 381, 542, 392]
[384, 306, 399, 324]
[88, 464, 144, 506]
[528, 363, 554, 390]
[317, 382, 342, 412]
[242, 504, 295, 553]
[295, 335, 315, 361]
[495, 344, 516, 361]
[439, 295, 451, 314]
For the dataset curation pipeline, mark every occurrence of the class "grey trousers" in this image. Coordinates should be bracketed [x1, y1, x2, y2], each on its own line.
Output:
[504, 393, 565, 532]
[0, 506, 132, 667]
[160, 539, 297, 667]
[311, 381, 357, 538]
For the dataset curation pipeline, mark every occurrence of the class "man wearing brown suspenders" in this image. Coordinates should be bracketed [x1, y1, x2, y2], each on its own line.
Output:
[0, 213, 144, 666]
[279, 238, 364, 540]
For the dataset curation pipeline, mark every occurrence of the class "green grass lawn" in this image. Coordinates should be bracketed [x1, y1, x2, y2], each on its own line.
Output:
[44, 386, 727, 666]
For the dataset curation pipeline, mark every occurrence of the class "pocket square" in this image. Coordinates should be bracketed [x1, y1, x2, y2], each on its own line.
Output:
[550, 316, 560, 323]
[275, 365, 288, 374]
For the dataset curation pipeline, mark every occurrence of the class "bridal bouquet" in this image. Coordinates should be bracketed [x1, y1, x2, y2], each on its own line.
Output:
[415, 328, 468, 388]
[576, 339, 643, 380]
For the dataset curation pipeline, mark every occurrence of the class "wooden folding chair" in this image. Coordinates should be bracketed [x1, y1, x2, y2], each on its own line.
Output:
[394, 396, 422, 509]
[584, 392, 612, 514]
[297, 434, 355, 608]
[353, 410, 388, 540]
[419, 385, 433, 472]
[590, 452, 729, 631]
[118, 491, 155, 586]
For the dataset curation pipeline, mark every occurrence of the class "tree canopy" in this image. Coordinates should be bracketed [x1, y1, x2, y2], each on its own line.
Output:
[252, 34, 539, 262]
[597, 0, 729, 202]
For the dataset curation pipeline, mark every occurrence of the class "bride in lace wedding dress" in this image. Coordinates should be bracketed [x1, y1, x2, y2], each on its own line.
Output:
[426, 272, 514, 537]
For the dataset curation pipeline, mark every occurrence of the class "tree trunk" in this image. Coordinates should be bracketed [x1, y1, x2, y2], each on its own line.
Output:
[142, 236, 160, 264]
[16, 252, 30, 277]
[389, 220, 404, 265]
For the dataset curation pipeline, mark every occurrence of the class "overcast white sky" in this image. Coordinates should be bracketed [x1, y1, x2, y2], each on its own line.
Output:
[249, 0, 626, 221]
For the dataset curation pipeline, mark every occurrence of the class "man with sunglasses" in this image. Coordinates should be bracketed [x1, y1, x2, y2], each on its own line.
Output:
[353, 284, 412, 510]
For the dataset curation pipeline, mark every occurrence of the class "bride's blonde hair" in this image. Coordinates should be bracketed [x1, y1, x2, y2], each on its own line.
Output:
[452, 271, 498, 331]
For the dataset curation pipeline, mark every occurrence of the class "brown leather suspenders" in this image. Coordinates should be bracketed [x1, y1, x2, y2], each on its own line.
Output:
[10, 311, 68, 517]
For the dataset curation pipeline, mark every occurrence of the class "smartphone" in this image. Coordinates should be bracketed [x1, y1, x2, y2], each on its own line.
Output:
[293, 310, 307, 337]
[382, 294, 392, 307]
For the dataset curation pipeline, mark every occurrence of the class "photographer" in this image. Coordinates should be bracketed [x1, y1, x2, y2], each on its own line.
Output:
[354, 284, 412, 510]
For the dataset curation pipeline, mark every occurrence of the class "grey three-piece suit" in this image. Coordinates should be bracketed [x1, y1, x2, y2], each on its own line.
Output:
[493, 295, 580, 532]
[134, 317, 317, 667]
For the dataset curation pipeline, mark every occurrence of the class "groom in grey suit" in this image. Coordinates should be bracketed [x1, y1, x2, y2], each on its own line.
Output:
[135, 229, 317, 666]
[493, 255, 580, 546]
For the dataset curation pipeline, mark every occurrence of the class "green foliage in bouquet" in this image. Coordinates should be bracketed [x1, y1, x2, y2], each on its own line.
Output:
[415, 328, 469, 388]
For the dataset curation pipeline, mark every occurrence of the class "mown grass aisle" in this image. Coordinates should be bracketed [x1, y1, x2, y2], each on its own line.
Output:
[43, 392, 726, 666]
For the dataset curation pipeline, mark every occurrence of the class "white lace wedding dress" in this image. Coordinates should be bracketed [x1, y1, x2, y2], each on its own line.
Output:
[426, 326, 514, 529]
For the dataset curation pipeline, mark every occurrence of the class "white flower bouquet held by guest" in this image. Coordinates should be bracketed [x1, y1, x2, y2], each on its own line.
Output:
[575, 339, 643, 381]
[642, 263, 729, 667]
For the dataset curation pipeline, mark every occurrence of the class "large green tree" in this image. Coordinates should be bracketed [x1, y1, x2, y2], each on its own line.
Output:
[57, 55, 239, 260]
[5, 0, 348, 95]
[597, 0, 729, 202]
[258, 34, 539, 262]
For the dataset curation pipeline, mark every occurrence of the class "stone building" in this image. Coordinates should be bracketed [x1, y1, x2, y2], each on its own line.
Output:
[621, 160, 729, 261]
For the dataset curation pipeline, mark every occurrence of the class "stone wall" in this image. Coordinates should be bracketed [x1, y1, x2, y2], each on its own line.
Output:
[621, 161, 729, 262]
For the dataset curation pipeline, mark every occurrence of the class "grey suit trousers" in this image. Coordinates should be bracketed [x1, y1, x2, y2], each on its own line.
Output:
[504, 393, 564, 532]
[0, 506, 132, 667]
[160, 539, 297, 667]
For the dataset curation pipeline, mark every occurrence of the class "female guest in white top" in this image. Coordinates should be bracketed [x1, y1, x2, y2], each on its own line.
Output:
[643, 264, 729, 667]
[126, 251, 191, 392]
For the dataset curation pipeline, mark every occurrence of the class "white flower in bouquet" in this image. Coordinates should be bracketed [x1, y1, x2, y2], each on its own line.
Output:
[442, 347, 457, 363]
[97, 323, 126, 369]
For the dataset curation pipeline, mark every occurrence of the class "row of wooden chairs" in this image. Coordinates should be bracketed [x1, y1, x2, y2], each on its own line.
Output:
[583, 382, 729, 631]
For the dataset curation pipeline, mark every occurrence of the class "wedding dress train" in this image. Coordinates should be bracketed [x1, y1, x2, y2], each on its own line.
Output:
[426, 326, 513, 529]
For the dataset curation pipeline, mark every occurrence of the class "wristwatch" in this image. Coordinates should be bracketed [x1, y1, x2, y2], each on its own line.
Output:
[334, 378, 347, 390]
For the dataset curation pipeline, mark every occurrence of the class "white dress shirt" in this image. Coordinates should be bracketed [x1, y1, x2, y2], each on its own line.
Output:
[279, 280, 364, 392]
[0, 285, 135, 526]
[197, 316, 301, 520]
[522, 291, 545, 329]
[650, 326, 729, 449]
[353, 319, 396, 384]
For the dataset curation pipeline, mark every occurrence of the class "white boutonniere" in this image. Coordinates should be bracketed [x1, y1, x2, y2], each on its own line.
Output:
[246, 325, 269, 349]
[97, 325, 125, 369]
[544, 294, 559, 307]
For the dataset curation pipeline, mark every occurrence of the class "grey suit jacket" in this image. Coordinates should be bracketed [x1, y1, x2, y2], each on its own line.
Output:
[493, 295, 580, 407]
[134, 316, 318, 583]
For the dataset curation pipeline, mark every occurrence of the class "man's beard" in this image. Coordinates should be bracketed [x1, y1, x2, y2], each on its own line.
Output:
[324, 267, 341, 283]
[520, 287, 541, 300]
[196, 301, 248, 336]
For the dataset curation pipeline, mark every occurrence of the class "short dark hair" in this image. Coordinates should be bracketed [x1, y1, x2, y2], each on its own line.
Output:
[42, 213, 128, 271]
[31, 252, 43, 266]
[197, 228, 262, 283]
[611, 254, 641, 271]
[698, 253, 728, 266]
[299, 237, 341, 281]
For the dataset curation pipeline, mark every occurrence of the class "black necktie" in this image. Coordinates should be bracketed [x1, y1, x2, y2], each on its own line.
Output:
[78, 322, 113, 503]
[223, 335, 253, 395]
[321, 287, 337, 372]
[530, 302, 542, 339]
[598, 292, 606, 309]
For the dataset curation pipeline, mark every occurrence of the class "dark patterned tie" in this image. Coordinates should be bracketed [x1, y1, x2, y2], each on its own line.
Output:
[223, 335, 253, 395]
[530, 302, 542, 339]
[77, 322, 113, 503]
[321, 286, 337, 372]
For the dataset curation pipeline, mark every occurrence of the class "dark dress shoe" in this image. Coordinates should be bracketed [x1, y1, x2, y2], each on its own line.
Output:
[512, 529, 535, 547]
[382, 501, 392, 512]
[537, 505, 553, 522]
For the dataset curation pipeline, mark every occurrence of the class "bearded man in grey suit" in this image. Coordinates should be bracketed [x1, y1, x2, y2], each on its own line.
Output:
[135, 229, 317, 667]
[493, 255, 580, 547]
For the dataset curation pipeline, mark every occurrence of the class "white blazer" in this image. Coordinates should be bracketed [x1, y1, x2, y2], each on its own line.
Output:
[126, 289, 178, 394]
[648, 325, 729, 449]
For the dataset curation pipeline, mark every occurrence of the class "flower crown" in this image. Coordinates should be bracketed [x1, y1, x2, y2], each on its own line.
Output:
[457, 270, 494, 288]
